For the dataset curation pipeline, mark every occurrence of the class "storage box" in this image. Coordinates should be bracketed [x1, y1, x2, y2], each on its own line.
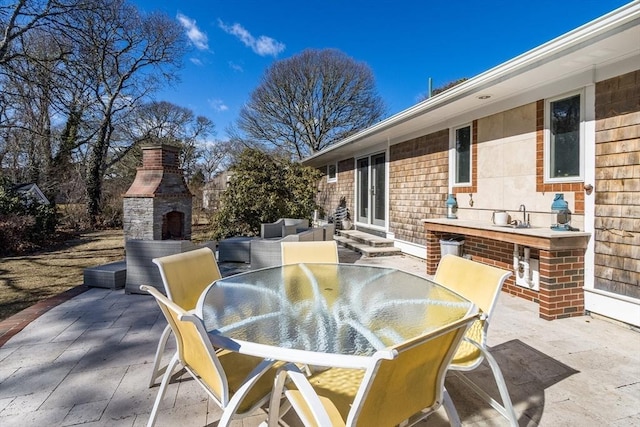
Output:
[440, 238, 465, 257]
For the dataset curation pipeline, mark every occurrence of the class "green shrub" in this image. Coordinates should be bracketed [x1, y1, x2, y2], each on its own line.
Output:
[210, 149, 322, 240]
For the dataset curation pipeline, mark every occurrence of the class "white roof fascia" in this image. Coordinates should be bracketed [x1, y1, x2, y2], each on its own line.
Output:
[302, 1, 640, 167]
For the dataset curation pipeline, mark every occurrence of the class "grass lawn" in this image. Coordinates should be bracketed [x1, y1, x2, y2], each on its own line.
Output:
[0, 224, 215, 321]
[0, 229, 126, 321]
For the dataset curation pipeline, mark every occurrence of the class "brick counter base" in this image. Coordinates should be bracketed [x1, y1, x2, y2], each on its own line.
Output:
[426, 230, 585, 320]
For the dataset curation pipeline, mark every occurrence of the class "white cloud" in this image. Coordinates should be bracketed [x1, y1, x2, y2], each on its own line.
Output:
[190, 57, 203, 66]
[254, 35, 285, 57]
[208, 99, 228, 112]
[177, 13, 209, 51]
[228, 61, 243, 72]
[218, 19, 285, 57]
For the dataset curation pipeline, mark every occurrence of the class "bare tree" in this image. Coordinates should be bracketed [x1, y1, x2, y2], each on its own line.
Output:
[0, 0, 81, 65]
[199, 139, 234, 181]
[0, 27, 72, 188]
[58, 0, 187, 225]
[237, 49, 386, 160]
[1, 1, 210, 230]
[123, 101, 215, 179]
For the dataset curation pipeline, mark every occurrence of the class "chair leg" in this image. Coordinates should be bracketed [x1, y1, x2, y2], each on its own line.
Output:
[267, 367, 291, 427]
[442, 387, 462, 427]
[147, 353, 180, 427]
[453, 347, 518, 427]
[482, 348, 518, 426]
[149, 324, 172, 388]
[217, 359, 277, 427]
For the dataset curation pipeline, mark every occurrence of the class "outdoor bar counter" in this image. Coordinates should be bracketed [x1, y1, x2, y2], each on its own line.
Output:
[423, 218, 592, 321]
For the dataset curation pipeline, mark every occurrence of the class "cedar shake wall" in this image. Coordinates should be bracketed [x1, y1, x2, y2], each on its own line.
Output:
[317, 158, 355, 221]
[389, 130, 449, 245]
[594, 70, 640, 299]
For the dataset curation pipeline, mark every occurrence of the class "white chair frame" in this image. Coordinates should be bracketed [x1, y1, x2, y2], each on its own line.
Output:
[435, 254, 518, 427]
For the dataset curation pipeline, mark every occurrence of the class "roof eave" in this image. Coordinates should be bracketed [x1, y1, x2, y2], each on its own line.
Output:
[302, 1, 640, 167]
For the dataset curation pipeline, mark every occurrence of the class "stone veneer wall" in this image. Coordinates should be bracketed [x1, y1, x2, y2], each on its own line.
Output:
[123, 197, 193, 241]
[389, 129, 449, 245]
[594, 70, 640, 299]
[123, 198, 155, 240]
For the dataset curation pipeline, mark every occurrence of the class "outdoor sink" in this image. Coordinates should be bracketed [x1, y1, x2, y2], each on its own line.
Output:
[491, 222, 536, 229]
[512, 222, 532, 229]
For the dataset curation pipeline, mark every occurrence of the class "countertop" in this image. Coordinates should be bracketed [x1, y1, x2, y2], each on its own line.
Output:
[422, 218, 591, 250]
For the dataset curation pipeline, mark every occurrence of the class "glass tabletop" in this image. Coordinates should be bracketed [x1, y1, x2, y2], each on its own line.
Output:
[199, 263, 473, 362]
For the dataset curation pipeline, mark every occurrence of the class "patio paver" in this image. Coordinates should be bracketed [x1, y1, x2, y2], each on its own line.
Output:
[0, 250, 638, 426]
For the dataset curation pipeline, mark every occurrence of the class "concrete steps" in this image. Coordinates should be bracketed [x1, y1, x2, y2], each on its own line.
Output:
[334, 230, 402, 257]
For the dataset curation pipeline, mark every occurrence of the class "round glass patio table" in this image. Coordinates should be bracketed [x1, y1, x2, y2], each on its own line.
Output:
[197, 263, 474, 369]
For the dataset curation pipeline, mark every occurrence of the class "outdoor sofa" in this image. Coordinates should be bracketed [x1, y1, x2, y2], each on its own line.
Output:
[260, 218, 309, 238]
[251, 223, 335, 269]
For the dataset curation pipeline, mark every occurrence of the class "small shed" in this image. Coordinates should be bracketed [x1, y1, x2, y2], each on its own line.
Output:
[13, 183, 50, 205]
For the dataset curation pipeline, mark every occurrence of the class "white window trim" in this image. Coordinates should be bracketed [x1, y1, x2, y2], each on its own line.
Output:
[449, 123, 473, 188]
[327, 163, 337, 183]
[544, 89, 585, 183]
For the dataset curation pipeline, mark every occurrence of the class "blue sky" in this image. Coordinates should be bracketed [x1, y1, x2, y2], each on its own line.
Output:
[134, 0, 630, 141]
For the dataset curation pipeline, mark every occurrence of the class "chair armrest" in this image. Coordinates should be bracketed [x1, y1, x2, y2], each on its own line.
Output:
[284, 218, 309, 228]
[283, 219, 309, 236]
[310, 228, 324, 241]
[261, 219, 285, 239]
[295, 229, 316, 241]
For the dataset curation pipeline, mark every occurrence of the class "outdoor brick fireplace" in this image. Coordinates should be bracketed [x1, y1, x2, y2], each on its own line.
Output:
[122, 144, 201, 294]
[123, 144, 193, 240]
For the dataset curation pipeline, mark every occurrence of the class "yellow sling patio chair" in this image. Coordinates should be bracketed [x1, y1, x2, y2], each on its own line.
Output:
[140, 285, 278, 427]
[148, 247, 222, 387]
[434, 254, 518, 426]
[281, 240, 339, 265]
[281, 241, 340, 376]
[280, 241, 340, 306]
[263, 312, 479, 427]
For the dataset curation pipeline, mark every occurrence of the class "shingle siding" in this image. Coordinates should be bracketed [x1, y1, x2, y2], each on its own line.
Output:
[389, 130, 449, 245]
[594, 70, 640, 298]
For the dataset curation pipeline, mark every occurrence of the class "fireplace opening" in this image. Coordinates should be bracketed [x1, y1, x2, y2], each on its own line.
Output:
[162, 211, 184, 240]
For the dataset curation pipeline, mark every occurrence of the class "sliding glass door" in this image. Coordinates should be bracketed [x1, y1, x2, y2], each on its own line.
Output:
[357, 152, 386, 227]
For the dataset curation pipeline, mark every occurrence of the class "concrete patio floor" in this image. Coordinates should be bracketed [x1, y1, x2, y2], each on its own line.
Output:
[0, 248, 639, 426]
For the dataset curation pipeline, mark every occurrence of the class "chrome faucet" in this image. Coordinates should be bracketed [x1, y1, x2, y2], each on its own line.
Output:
[519, 204, 529, 226]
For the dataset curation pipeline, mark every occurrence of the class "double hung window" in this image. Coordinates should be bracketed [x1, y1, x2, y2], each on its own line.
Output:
[452, 124, 472, 186]
[546, 92, 583, 181]
[327, 163, 337, 182]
